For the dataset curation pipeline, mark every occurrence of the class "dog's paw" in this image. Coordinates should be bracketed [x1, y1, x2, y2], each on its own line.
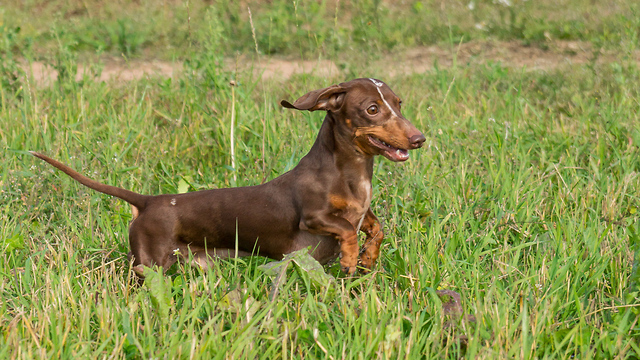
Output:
[359, 254, 372, 270]
[341, 265, 357, 274]
[132, 264, 145, 276]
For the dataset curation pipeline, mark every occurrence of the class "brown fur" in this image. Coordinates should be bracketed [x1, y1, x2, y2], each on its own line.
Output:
[31, 78, 425, 278]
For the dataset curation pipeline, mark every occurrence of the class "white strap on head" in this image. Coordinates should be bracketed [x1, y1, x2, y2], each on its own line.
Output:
[368, 78, 399, 118]
[369, 78, 384, 87]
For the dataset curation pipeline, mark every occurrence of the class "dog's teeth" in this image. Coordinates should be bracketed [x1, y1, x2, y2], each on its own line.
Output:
[396, 149, 402, 155]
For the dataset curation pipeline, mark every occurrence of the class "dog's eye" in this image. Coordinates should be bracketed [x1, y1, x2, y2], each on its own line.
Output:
[398, 100, 403, 107]
[366, 105, 379, 115]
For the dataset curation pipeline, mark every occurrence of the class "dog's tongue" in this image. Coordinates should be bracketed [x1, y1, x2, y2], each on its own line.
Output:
[386, 148, 409, 162]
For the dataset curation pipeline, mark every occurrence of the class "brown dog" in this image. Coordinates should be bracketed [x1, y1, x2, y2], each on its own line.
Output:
[31, 78, 425, 277]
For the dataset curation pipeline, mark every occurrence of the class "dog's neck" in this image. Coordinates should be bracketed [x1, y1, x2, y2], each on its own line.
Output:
[304, 112, 374, 178]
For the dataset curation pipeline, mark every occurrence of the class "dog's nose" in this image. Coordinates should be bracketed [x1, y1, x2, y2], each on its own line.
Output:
[409, 133, 426, 149]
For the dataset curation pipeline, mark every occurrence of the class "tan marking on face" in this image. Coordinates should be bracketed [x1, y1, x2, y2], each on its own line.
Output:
[329, 194, 348, 210]
[354, 124, 412, 150]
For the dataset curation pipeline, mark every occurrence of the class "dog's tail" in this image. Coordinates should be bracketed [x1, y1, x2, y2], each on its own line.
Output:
[30, 151, 148, 217]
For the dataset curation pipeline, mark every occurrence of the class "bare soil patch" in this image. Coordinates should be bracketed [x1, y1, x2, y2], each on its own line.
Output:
[21, 40, 640, 86]
[387, 40, 598, 75]
[26, 59, 183, 86]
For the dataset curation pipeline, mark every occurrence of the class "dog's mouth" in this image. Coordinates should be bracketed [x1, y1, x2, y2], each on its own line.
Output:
[368, 135, 409, 162]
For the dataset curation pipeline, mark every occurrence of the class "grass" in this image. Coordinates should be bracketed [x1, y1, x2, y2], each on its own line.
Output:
[2, 0, 639, 60]
[1, 0, 640, 359]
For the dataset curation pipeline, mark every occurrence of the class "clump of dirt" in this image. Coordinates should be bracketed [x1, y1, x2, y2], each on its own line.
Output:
[20, 40, 640, 86]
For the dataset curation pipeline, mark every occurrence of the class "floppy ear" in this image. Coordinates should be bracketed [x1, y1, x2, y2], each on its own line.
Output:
[281, 84, 346, 112]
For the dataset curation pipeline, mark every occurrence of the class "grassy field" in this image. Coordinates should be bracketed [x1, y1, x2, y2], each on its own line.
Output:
[2, 0, 640, 359]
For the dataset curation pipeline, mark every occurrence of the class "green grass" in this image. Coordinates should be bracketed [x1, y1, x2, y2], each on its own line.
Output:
[2, 1, 640, 359]
[2, 0, 639, 60]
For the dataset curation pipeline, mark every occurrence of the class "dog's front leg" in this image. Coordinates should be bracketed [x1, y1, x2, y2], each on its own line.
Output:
[359, 209, 384, 271]
[300, 213, 359, 274]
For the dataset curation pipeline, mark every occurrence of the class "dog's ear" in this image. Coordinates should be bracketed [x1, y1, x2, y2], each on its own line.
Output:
[281, 84, 345, 112]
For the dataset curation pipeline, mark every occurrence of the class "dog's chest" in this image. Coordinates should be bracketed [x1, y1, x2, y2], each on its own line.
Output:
[329, 177, 371, 224]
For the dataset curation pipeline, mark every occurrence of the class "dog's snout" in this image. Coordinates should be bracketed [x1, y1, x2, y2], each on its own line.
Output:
[409, 133, 426, 149]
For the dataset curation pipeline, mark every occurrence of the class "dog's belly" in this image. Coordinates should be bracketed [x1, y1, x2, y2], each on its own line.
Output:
[197, 228, 339, 265]
[176, 227, 339, 264]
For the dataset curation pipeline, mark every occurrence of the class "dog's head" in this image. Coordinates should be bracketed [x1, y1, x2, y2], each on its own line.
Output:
[281, 78, 425, 162]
